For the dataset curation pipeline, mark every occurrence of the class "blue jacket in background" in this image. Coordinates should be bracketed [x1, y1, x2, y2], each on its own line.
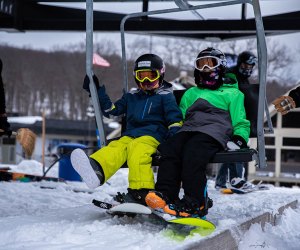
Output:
[97, 81, 183, 143]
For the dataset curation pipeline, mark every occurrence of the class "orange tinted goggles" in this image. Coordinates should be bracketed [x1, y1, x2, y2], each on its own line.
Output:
[195, 56, 223, 71]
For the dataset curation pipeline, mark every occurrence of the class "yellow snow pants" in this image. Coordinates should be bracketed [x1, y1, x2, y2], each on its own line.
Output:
[90, 135, 160, 189]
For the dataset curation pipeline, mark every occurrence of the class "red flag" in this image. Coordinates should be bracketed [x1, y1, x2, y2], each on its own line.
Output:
[93, 53, 110, 67]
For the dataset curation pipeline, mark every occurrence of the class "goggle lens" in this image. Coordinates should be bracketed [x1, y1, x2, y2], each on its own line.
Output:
[195, 56, 222, 71]
[135, 69, 160, 82]
[245, 56, 257, 65]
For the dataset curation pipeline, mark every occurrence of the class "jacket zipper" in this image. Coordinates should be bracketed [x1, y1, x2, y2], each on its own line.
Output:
[148, 102, 152, 114]
[142, 98, 149, 119]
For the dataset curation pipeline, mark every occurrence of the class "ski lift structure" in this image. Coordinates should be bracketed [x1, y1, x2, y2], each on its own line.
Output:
[85, 0, 274, 169]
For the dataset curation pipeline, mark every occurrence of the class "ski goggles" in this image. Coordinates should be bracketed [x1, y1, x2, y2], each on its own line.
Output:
[194, 56, 224, 71]
[135, 69, 160, 83]
[245, 56, 257, 65]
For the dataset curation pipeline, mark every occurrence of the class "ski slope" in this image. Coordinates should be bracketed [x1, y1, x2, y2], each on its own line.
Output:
[1, 160, 300, 250]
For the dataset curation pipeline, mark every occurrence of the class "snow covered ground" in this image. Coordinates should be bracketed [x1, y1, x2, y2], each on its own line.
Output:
[1, 160, 300, 250]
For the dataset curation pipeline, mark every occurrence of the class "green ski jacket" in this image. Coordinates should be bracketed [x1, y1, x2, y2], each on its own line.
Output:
[179, 73, 250, 149]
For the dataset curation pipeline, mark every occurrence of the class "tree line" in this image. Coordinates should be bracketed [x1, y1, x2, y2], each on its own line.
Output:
[1, 44, 183, 120]
[0, 37, 295, 120]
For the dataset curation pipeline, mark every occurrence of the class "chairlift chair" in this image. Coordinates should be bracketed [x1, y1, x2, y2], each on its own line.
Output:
[85, 0, 274, 169]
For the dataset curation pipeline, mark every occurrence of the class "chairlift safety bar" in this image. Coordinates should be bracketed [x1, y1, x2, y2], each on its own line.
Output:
[86, 0, 106, 148]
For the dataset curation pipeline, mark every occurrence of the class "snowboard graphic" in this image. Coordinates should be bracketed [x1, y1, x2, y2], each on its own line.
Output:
[92, 199, 216, 237]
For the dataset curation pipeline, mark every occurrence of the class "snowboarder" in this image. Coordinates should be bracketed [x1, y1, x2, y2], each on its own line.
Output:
[0, 58, 11, 136]
[145, 48, 250, 218]
[71, 54, 183, 205]
[229, 51, 257, 85]
[215, 51, 257, 189]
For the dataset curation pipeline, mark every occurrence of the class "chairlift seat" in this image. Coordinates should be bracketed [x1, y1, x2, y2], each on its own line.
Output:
[151, 148, 258, 166]
[119, 84, 260, 167]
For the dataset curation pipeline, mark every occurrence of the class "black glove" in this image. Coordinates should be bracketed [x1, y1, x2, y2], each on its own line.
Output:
[0, 116, 12, 136]
[232, 135, 248, 149]
[167, 126, 181, 139]
[289, 87, 300, 108]
[83, 74, 100, 93]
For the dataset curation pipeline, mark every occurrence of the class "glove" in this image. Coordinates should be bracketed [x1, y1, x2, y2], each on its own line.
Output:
[0, 116, 12, 137]
[227, 135, 248, 150]
[167, 126, 181, 139]
[226, 141, 240, 151]
[272, 95, 296, 115]
[83, 74, 100, 93]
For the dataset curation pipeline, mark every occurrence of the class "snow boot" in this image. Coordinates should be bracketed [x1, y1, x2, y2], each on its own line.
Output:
[230, 177, 255, 191]
[70, 148, 104, 189]
[145, 191, 169, 211]
[163, 195, 213, 219]
[114, 188, 152, 206]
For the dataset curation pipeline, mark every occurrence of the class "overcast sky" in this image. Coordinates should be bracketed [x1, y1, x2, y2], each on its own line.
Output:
[0, 0, 300, 81]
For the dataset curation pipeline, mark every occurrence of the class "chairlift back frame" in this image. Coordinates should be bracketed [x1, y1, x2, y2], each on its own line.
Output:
[86, 0, 274, 168]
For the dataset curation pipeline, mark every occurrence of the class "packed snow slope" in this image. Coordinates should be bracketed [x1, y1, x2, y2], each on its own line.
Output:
[1, 160, 300, 250]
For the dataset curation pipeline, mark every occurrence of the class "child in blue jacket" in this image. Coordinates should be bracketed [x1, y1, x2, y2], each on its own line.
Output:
[71, 54, 183, 205]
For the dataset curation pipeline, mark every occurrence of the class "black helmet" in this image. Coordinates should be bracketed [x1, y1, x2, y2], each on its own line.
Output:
[194, 47, 227, 90]
[133, 54, 165, 90]
[237, 51, 257, 77]
[237, 51, 257, 66]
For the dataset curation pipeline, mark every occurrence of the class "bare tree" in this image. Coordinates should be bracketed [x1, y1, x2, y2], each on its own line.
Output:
[126, 37, 151, 61]
[94, 37, 119, 56]
[0, 34, 296, 119]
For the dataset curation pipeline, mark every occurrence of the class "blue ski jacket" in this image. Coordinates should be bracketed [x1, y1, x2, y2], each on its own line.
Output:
[97, 81, 183, 143]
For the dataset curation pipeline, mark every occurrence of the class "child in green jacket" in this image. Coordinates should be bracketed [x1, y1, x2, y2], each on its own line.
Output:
[146, 48, 250, 218]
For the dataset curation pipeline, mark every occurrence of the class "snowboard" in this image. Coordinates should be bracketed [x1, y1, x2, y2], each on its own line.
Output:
[221, 181, 270, 194]
[108, 202, 152, 216]
[0, 170, 63, 182]
[152, 209, 215, 229]
[92, 199, 216, 236]
[93, 199, 151, 216]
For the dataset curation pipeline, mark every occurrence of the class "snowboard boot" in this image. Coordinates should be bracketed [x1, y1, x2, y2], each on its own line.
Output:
[215, 184, 227, 190]
[145, 191, 169, 211]
[163, 195, 213, 219]
[70, 148, 104, 189]
[230, 177, 255, 190]
[114, 188, 152, 206]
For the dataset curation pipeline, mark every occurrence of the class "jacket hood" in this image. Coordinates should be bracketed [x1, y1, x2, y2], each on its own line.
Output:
[156, 80, 173, 94]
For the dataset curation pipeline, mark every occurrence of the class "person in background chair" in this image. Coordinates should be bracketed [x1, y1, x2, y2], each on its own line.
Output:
[215, 51, 257, 189]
